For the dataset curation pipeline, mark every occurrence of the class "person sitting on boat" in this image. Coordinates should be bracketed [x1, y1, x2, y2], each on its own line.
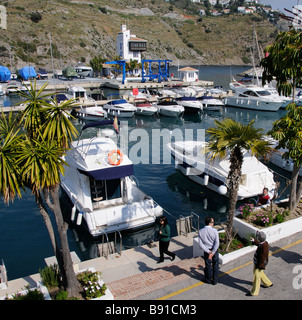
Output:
[257, 187, 270, 206]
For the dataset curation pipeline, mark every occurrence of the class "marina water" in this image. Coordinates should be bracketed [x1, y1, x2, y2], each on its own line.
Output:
[0, 66, 291, 280]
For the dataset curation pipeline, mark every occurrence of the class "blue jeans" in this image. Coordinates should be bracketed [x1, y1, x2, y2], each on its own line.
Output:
[203, 250, 219, 284]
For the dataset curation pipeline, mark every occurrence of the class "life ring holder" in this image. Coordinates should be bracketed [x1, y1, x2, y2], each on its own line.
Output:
[108, 149, 123, 166]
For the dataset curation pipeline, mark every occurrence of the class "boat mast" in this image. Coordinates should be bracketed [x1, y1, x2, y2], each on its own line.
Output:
[49, 33, 55, 84]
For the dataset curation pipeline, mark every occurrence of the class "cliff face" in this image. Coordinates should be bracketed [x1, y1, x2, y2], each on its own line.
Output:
[0, 0, 280, 71]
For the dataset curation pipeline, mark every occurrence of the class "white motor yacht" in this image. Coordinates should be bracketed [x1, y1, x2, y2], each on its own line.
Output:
[103, 96, 136, 118]
[223, 82, 283, 111]
[134, 98, 157, 116]
[264, 136, 302, 175]
[167, 140, 276, 200]
[60, 120, 163, 237]
[154, 97, 184, 117]
[175, 96, 203, 114]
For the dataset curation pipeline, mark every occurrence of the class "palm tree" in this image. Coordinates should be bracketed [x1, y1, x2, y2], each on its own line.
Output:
[261, 28, 302, 102]
[0, 80, 81, 297]
[261, 28, 302, 212]
[0, 110, 24, 203]
[206, 118, 272, 249]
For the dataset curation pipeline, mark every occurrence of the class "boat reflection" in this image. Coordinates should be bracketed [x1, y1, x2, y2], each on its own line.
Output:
[166, 171, 228, 226]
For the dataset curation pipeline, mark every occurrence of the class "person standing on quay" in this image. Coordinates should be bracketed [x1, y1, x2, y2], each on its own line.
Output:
[157, 216, 176, 263]
[198, 217, 220, 285]
[246, 231, 273, 296]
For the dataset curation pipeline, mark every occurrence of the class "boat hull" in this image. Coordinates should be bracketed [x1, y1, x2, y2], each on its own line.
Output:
[104, 109, 135, 118]
[157, 105, 184, 117]
[135, 107, 157, 116]
[168, 141, 276, 201]
[223, 97, 282, 111]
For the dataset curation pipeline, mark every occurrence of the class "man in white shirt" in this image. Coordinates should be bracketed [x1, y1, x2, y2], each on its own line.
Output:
[198, 217, 220, 285]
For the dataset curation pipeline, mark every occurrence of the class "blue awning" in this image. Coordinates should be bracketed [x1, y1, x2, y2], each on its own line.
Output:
[78, 164, 134, 180]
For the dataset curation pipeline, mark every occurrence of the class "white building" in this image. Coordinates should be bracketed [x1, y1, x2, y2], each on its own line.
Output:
[178, 67, 199, 82]
[116, 25, 147, 63]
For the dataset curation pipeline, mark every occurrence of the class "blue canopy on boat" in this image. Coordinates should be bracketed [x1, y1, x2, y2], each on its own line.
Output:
[78, 164, 134, 181]
[176, 96, 197, 101]
[0, 66, 11, 82]
[19, 66, 37, 80]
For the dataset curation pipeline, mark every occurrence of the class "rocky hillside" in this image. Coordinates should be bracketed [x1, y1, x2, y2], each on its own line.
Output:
[0, 0, 281, 71]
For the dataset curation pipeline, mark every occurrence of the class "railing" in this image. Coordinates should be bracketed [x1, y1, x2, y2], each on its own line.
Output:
[98, 230, 123, 259]
[0, 259, 8, 289]
[176, 212, 200, 237]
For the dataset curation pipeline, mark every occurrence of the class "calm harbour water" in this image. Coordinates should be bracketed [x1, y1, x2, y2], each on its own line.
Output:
[0, 66, 291, 280]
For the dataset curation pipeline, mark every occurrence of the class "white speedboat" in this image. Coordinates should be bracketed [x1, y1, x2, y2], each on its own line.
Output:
[175, 96, 203, 114]
[198, 95, 224, 111]
[60, 120, 163, 237]
[77, 106, 107, 120]
[223, 82, 283, 111]
[74, 63, 93, 78]
[155, 97, 184, 117]
[103, 96, 136, 118]
[167, 140, 276, 200]
[134, 98, 157, 116]
[6, 83, 20, 96]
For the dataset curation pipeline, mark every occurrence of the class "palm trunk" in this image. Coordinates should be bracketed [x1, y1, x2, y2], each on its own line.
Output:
[289, 164, 301, 212]
[225, 147, 243, 250]
[35, 191, 66, 279]
[49, 184, 81, 298]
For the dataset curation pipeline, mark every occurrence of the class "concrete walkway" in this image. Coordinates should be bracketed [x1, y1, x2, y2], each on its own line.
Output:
[1, 231, 302, 300]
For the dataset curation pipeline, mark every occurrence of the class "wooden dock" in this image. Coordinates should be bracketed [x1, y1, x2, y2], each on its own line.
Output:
[1, 77, 214, 93]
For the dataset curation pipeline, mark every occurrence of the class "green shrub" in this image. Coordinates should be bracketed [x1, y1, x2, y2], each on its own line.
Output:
[30, 12, 42, 23]
[55, 290, 68, 300]
[6, 285, 45, 300]
[39, 264, 61, 289]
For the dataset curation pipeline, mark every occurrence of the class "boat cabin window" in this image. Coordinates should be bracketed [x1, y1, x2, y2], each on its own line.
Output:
[90, 178, 121, 202]
[256, 90, 270, 96]
[243, 90, 258, 97]
[75, 91, 85, 99]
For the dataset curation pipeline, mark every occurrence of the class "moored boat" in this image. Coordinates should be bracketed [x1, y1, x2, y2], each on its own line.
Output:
[134, 98, 157, 116]
[154, 97, 184, 117]
[223, 82, 283, 111]
[167, 140, 276, 200]
[60, 120, 163, 237]
[175, 96, 203, 114]
[103, 95, 136, 118]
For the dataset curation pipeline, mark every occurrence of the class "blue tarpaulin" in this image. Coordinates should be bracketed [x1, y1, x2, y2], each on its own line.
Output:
[19, 66, 37, 80]
[78, 165, 134, 181]
[0, 66, 11, 82]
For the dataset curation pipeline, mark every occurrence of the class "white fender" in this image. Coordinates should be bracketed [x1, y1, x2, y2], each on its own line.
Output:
[71, 206, 77, 222]
[204, 174, 209, 186]
[218, 185, 228, 195]
[76, 211, 83, 225]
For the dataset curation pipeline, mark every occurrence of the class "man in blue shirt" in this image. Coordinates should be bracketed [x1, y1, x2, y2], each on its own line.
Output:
[198, 217, 220, 285]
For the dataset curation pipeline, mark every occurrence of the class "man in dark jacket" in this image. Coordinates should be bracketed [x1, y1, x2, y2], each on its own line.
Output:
[247, 231, 273, 296]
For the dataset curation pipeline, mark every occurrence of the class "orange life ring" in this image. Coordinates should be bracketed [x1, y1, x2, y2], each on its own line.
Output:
[108, 149, 123, 166]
